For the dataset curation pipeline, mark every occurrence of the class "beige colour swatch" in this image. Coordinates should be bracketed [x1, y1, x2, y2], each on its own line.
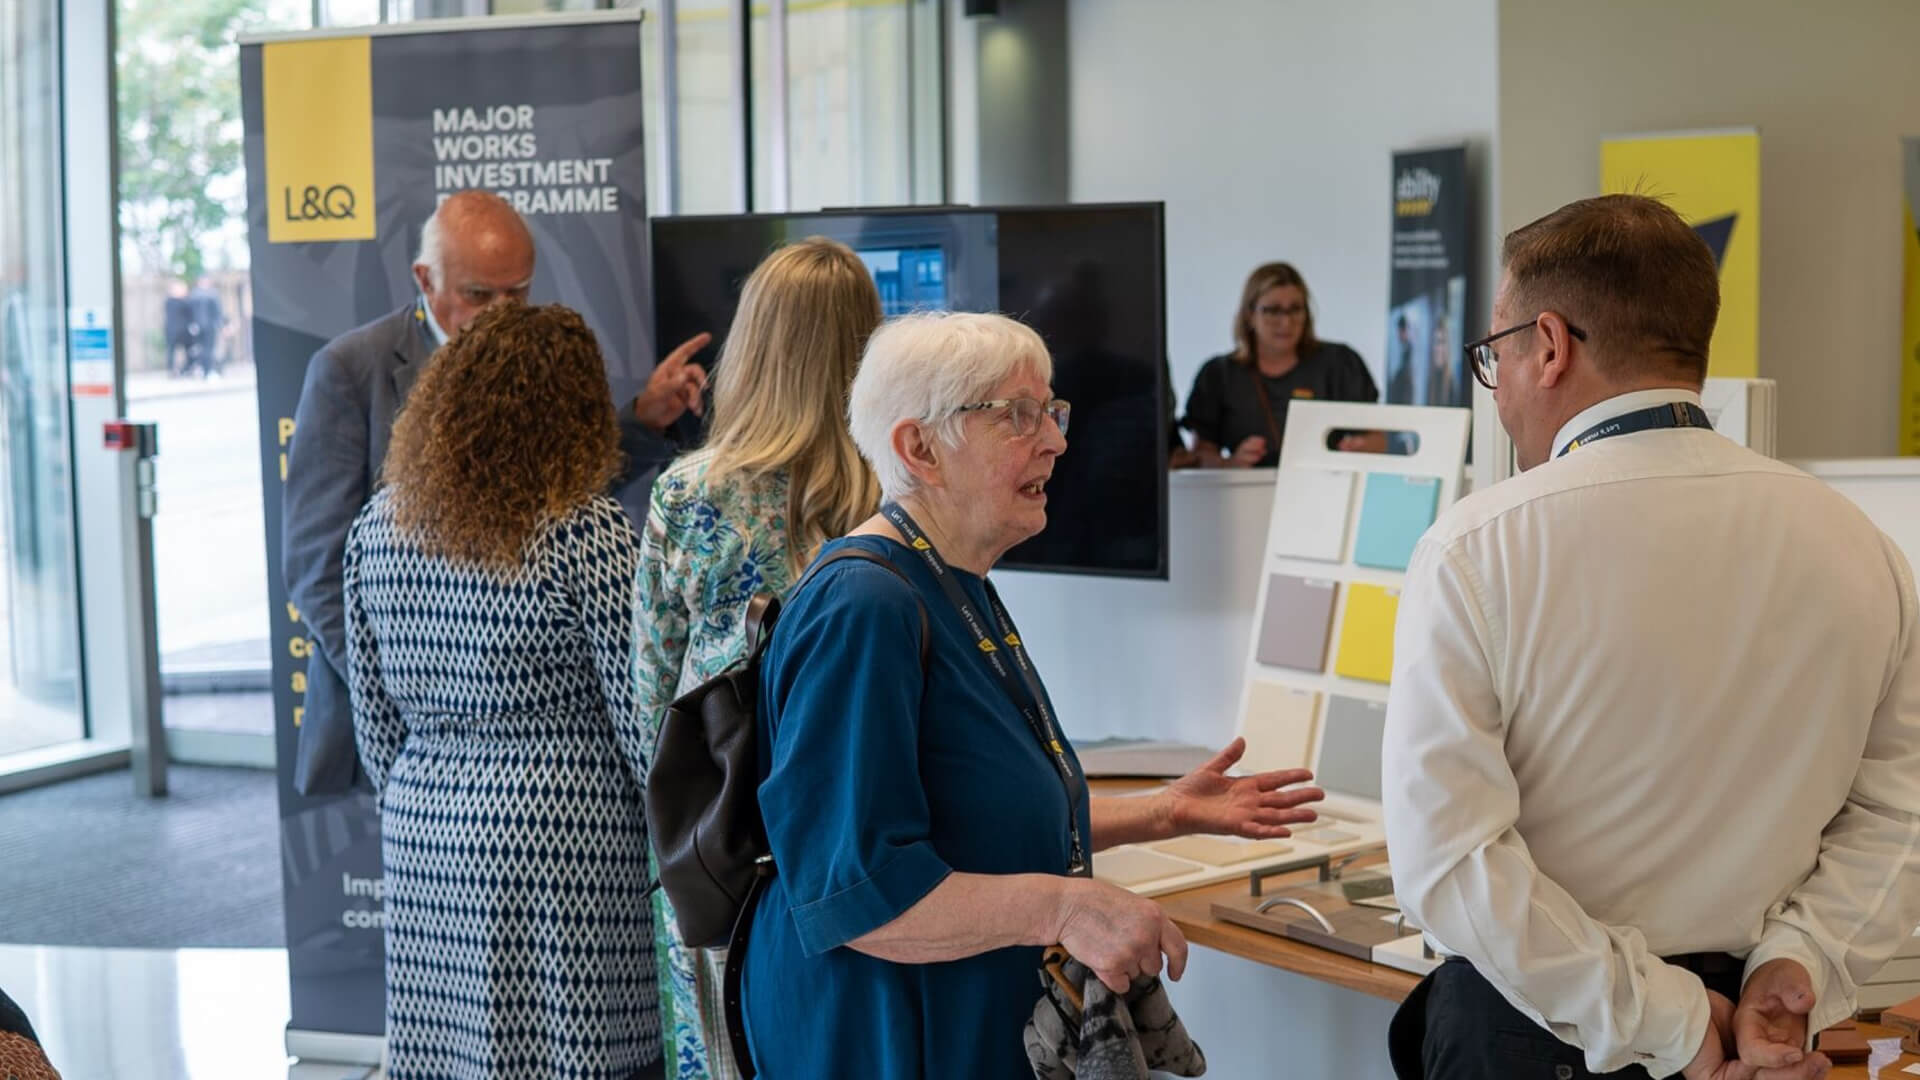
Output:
[1239, 681, 1320, 774]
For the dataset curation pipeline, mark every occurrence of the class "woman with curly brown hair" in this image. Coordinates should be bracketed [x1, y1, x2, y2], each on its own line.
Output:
[344, 302, 662, 1080]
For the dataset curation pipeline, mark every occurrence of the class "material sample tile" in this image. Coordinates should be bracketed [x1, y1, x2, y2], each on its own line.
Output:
[1239, 681, 1320, 774]
[1297, 828, 1360, 846]
[1255, 574, 1339, 672]
[1150, 836, 1293, 866]
[1334, 584, 1400, 684]
[1353, 473, 1441, 571]
[1092, 847, 1200, 888]
[1317, 695, 1389, 802]
[1267, 468, 1356, 562]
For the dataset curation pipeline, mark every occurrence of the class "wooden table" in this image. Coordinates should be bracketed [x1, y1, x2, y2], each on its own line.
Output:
[1149, 873, 1916, 1077]
[1156, 875, 1418, 1004]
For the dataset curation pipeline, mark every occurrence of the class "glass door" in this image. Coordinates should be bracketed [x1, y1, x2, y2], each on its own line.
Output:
[0, 0, 87, 758]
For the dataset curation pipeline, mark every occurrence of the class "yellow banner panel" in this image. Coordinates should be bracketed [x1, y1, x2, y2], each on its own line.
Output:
[1902, 139, 1920, 455]
[1601, 131, 1760, 379]
[263, 37, 375, 243]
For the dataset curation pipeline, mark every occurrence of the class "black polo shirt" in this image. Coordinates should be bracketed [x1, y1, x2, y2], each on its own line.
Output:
[1181, 342, 1378, 466]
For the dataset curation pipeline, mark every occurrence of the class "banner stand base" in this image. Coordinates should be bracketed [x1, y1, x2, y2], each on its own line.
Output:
[287, 1028, 385, 1068]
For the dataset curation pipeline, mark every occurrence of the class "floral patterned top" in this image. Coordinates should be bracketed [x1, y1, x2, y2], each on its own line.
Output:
[632, 449, 797, 1080]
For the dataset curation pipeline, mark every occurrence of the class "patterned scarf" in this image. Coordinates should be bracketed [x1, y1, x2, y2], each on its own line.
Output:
[1024, 947, 1207, 1080]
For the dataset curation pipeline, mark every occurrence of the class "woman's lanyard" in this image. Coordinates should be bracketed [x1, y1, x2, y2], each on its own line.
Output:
[1557, 401, 1713, 457]
[881, 502, 1089, 876]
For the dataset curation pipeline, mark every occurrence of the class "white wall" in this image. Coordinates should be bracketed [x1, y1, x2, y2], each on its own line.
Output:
[1067, 0, 1499, 406]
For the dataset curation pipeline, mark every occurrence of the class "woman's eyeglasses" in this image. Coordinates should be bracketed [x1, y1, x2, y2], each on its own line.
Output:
[1254, 303, 1307, 320]
[953, 397, 1072, 437]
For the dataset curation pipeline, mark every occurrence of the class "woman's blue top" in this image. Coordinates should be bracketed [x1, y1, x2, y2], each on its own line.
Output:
[742, 535, 1092, 1079]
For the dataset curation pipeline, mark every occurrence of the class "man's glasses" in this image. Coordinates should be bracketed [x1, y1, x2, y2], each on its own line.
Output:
[953, 397, 1072, 437]
[1464, 317, 1588, 390]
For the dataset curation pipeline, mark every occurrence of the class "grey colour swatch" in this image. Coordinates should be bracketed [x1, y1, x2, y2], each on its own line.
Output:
[1256, 574, 1338, 672]
[1318, 695, 1388, 802]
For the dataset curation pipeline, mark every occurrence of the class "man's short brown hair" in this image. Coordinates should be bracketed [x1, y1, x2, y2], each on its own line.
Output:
[1501, 194, 1719, 381]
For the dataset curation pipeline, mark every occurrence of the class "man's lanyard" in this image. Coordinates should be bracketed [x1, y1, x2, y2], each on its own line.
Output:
[880, 502, 1088, 876]
[1557, 401, 1713, 458]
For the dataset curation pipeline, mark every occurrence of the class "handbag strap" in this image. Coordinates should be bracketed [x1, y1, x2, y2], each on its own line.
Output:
[1247, 364, 1284, 450]
[750, 545, 931, 670]
[724, 865, 772, 1079]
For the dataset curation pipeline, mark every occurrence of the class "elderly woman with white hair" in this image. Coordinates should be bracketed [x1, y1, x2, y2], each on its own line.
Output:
[739, 312, 1326, 1078]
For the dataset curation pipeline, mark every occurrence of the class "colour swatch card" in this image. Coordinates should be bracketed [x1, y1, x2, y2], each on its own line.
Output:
[1353, 473, 1441, 571]
[1334, 584, 1400, 684]
[1318, 695, 1389, 803]
[1255, 575, 1338, 672]
[1240, 680, 1320, 774]
[1267, 468, 1357, 562]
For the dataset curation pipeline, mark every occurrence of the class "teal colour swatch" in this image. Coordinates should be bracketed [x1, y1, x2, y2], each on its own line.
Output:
[1352, 473, 1440, 571]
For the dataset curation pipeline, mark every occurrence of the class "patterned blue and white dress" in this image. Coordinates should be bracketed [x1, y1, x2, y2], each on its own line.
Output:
[345, 490, 660, 1080]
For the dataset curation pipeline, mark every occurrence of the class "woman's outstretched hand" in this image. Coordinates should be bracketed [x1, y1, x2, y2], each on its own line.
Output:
[1161, 737, 1324, 839]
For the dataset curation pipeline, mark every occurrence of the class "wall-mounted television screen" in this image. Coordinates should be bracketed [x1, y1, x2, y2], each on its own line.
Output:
[651, 203, 1168, 579]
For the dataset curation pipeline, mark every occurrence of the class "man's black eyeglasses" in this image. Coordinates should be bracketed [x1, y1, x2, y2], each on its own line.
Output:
[1464, 317, 1587, 390]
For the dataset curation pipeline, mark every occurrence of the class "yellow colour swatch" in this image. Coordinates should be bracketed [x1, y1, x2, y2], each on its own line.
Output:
[1334, 584, 1400, 684]
[263, 36, 376, 243]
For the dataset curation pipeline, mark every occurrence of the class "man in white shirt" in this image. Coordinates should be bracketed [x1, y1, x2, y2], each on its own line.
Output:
[1383, 193, 1920, 1080]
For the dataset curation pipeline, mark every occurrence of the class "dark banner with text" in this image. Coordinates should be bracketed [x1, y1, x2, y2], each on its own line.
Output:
[238, 11, 648, 1049]
[1385, 146, 1472, 409]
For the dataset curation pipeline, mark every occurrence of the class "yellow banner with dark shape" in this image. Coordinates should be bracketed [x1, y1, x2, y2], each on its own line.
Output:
[1600, 129, 1760, 379]
[263, 37, 375, 243]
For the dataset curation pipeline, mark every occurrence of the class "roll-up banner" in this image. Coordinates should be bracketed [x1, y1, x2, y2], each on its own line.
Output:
[1385, 145, 1472, 410]
[238, 11, 650, 1059]
[1600, 128, 1761, 379]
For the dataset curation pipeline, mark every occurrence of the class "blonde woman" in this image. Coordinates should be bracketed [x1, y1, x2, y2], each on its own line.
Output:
[632, 237, 884, 1080]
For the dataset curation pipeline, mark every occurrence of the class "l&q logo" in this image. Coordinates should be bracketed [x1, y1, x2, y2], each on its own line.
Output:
[282, 184, 360, 222]
[261, 36, 375, 243]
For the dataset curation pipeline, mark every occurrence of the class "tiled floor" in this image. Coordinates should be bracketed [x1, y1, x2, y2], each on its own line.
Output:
[0, 944, 379, 1080]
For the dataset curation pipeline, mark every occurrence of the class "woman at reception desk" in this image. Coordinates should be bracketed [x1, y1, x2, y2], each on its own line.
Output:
[1184, 262, 1382, 466]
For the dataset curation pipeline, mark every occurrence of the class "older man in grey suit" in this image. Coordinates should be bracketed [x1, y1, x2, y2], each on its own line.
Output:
[283, 190, 710, 794]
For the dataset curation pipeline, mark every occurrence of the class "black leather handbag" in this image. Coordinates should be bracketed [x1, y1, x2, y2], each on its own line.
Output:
[645, 546, 926, 1076]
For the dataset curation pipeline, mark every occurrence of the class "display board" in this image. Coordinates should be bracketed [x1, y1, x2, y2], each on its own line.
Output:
[1092, 403, 1470, 897]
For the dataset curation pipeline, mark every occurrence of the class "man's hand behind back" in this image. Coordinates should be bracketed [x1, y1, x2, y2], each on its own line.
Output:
[1681, 959, 1832, 1080]
[1733, 959, 1830, 1079]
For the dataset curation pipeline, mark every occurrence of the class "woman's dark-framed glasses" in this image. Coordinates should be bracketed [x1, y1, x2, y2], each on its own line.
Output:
[1464, 317, 1587, 390]
[954, 397, 1071, 437]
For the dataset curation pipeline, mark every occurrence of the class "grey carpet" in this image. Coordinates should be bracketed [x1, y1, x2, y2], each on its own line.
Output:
[0, 764, 284, 948]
